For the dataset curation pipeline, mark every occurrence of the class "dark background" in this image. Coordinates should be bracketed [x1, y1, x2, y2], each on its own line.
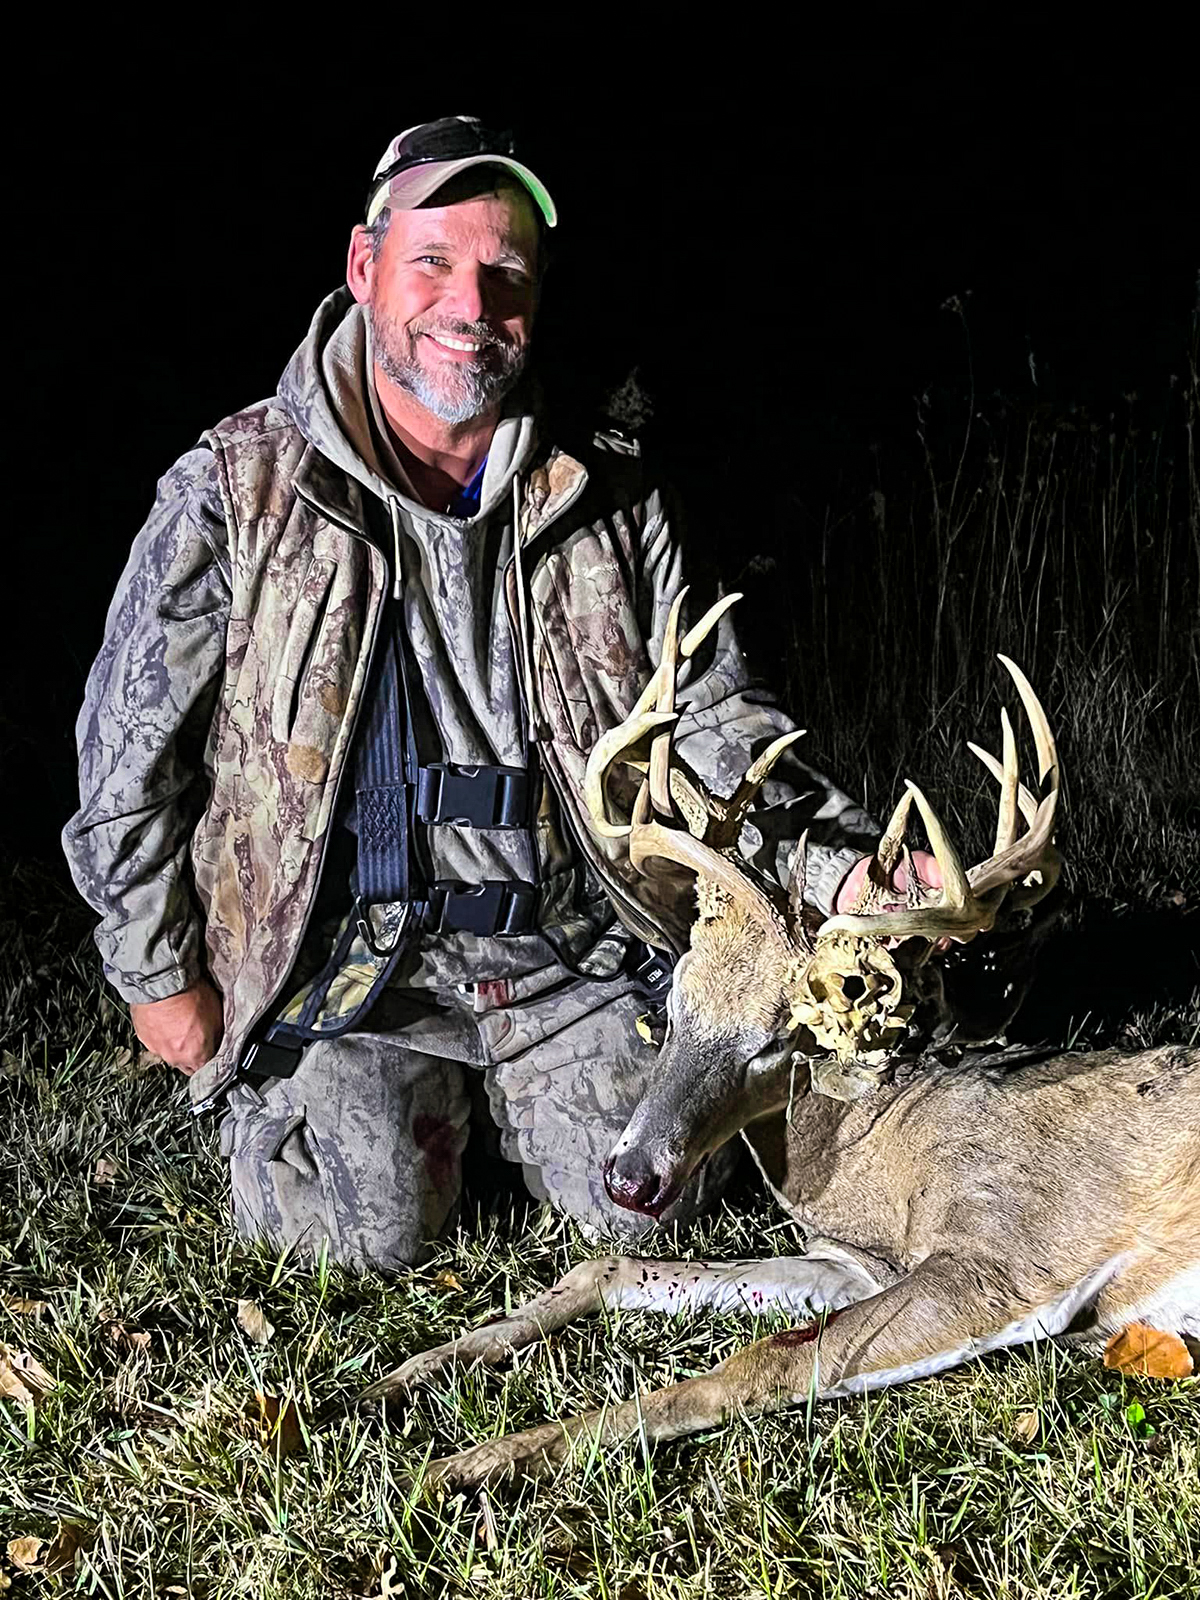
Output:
[6, 53, 1197, 863]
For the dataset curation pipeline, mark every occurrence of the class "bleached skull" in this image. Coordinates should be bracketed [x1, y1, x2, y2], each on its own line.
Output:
[788, 932, 914, 1100]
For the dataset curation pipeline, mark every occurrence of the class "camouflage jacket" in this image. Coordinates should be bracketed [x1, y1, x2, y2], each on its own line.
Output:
[64, 290, 877, 1109]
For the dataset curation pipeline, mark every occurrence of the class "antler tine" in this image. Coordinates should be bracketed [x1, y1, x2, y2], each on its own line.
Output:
[967, 736, 1038, 829]
[709, 729, 808, 849]
[628, 810, 790, 942]
[820, 783, 1001, 942]
[907, 782, 969, 910]
[993, 707, 1019, 854]
[583, 711, 678, 838]
[648, 590, 688, 817]
[786, 829, 816, 951]
[966, 658, 1061, 900]
[998, 654, 1057, 784]
[647, 590, 744, 820]
[679, 592, 742, 659]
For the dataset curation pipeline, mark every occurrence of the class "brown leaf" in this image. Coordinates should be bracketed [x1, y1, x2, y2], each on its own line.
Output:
[2, 1296, 48, 1319]
[236, 1298, 275, 1346]
[0, 1343, 55, 1409]
[1012, 1409, 1040, 1444]
[42, 1523, 93, 1576]
[1104, 1322, 1193, 1380]
[6, 1537, 46, 1570]
[93, 1157, 120, 1188]
[244, 1391, 306, 1457]
[475, 1488, 498, 1549]
[103, 1318, 152, 1354]
[433, 1270, 464, 1293]
[0, 1050, 22, 1078]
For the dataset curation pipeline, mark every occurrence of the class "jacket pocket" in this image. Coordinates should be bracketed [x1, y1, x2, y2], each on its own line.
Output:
[270, 557, 337, 742]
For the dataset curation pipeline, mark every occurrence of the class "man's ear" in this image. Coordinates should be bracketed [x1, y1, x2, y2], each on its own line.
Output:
[346, 224, 376, 305]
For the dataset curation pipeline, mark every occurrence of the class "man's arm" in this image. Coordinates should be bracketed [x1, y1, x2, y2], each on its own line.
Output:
[63, 446, 232, 1065]
[636, 483, 879, 914]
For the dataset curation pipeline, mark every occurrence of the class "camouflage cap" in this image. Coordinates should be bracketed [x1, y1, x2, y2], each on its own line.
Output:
[366, 117, 558, 229]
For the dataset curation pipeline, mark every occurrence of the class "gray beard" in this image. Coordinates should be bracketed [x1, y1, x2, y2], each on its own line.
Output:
[370, 306, 528, 425]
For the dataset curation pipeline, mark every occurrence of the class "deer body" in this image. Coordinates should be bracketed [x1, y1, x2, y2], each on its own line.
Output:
[356, 598, 1198, 1490]
[368, 1040, 1197, 1491]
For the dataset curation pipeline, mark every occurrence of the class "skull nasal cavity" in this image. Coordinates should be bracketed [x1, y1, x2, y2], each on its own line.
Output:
[841, 975, 867, 1001]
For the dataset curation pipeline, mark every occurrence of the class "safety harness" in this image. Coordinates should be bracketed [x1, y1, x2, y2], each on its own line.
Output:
[238, 475, 674, 1089]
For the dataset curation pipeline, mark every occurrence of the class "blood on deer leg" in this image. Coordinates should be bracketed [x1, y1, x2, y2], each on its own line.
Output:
[418, 1251, 1115, 1491]
[361, 1250, 879, 1405]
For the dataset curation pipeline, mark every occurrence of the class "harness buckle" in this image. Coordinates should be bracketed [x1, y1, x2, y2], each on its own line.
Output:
[426, 879, 538, 937]
[416, 764, 530, 829]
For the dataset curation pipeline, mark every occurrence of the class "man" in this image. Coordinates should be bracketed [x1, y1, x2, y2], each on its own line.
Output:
[64, 118, 900, 1271]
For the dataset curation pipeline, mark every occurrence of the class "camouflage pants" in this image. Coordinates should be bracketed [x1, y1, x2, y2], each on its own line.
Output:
[218, 970, 735, 1272]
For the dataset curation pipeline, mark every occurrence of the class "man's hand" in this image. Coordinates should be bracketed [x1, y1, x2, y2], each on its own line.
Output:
[835, 849, 943, 916]
[130, 980, 224, 1076]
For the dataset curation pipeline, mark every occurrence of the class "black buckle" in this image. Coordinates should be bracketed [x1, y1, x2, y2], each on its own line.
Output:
[416, 764, 530, 829]
[426, 879, 537, 937]
[241, 1037, 306, 1086]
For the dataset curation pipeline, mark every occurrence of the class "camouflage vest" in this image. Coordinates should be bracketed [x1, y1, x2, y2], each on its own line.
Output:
[187, 402, 694, 1109]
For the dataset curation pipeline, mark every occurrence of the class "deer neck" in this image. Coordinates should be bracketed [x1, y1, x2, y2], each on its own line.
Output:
[741, 1064, 914, 1270]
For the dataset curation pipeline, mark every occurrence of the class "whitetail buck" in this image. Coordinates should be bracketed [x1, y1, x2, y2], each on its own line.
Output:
[360, 594, 1199, 1490]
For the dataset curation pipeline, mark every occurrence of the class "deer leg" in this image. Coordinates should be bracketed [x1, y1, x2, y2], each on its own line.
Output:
[419, 1250, 1122, 1491]
[361, 1248, 880, 1404]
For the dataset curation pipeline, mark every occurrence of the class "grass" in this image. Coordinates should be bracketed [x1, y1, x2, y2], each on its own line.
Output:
[1, 953, 1197, 1600]
[4, 345, 1200, 1596]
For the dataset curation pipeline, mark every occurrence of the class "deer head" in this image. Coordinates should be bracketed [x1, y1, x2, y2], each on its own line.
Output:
[588, 592, 1062, 1216]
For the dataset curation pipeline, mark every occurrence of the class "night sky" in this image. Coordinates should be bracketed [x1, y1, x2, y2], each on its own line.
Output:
[7, 54, 1196, 860]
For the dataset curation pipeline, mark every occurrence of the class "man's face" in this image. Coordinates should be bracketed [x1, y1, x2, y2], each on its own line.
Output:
[364, 184, 540, 425]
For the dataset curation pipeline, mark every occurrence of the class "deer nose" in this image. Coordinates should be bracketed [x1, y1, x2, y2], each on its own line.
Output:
[603, 1152, 677, 1216]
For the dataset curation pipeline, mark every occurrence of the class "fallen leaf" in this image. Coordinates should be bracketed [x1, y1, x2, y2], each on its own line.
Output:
[0, 1343, 55, 1409]
[1012, 1409, 1040, 1444]
[3, 1296, 48, 1319]
[1104, 1322, 1193, 1380]
[244, 1391, 306, 1457]
[93, 1157, 120, 1188]
[475, 1488, 498, 1549]
[42, 1523, 93, 1576]
[236, 1298, 275, 1345]
[103, 1317, 151, 1354]
[0, 1051, 22, 1078]
[6, 1537, 46, 1570]
[373, 1554, 402, 1600]
[433, 1270, 464, 1293]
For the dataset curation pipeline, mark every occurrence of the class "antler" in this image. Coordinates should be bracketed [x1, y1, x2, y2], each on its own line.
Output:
[819, 657, 1061, 943]
[583, 589, 805, 944]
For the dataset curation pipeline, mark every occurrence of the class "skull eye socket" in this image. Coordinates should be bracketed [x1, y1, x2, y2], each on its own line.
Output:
[841, 975, 867, 1002]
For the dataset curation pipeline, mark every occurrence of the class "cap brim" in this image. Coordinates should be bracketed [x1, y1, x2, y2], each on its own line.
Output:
[366, 155, 557, 229]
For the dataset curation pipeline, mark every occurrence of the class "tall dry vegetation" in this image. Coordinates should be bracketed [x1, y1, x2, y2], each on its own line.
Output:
[754, 309, 1200, 906]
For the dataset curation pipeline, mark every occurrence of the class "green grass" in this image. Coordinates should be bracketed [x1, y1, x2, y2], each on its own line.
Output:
[4, 359, 1200, 1596]
[2, 856, 1197, 1599]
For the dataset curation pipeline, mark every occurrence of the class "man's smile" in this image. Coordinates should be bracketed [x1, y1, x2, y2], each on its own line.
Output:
[424, 332, 487, 358]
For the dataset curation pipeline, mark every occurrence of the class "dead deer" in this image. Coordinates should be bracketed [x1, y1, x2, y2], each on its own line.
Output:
[360, 594, 1199, 1490]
